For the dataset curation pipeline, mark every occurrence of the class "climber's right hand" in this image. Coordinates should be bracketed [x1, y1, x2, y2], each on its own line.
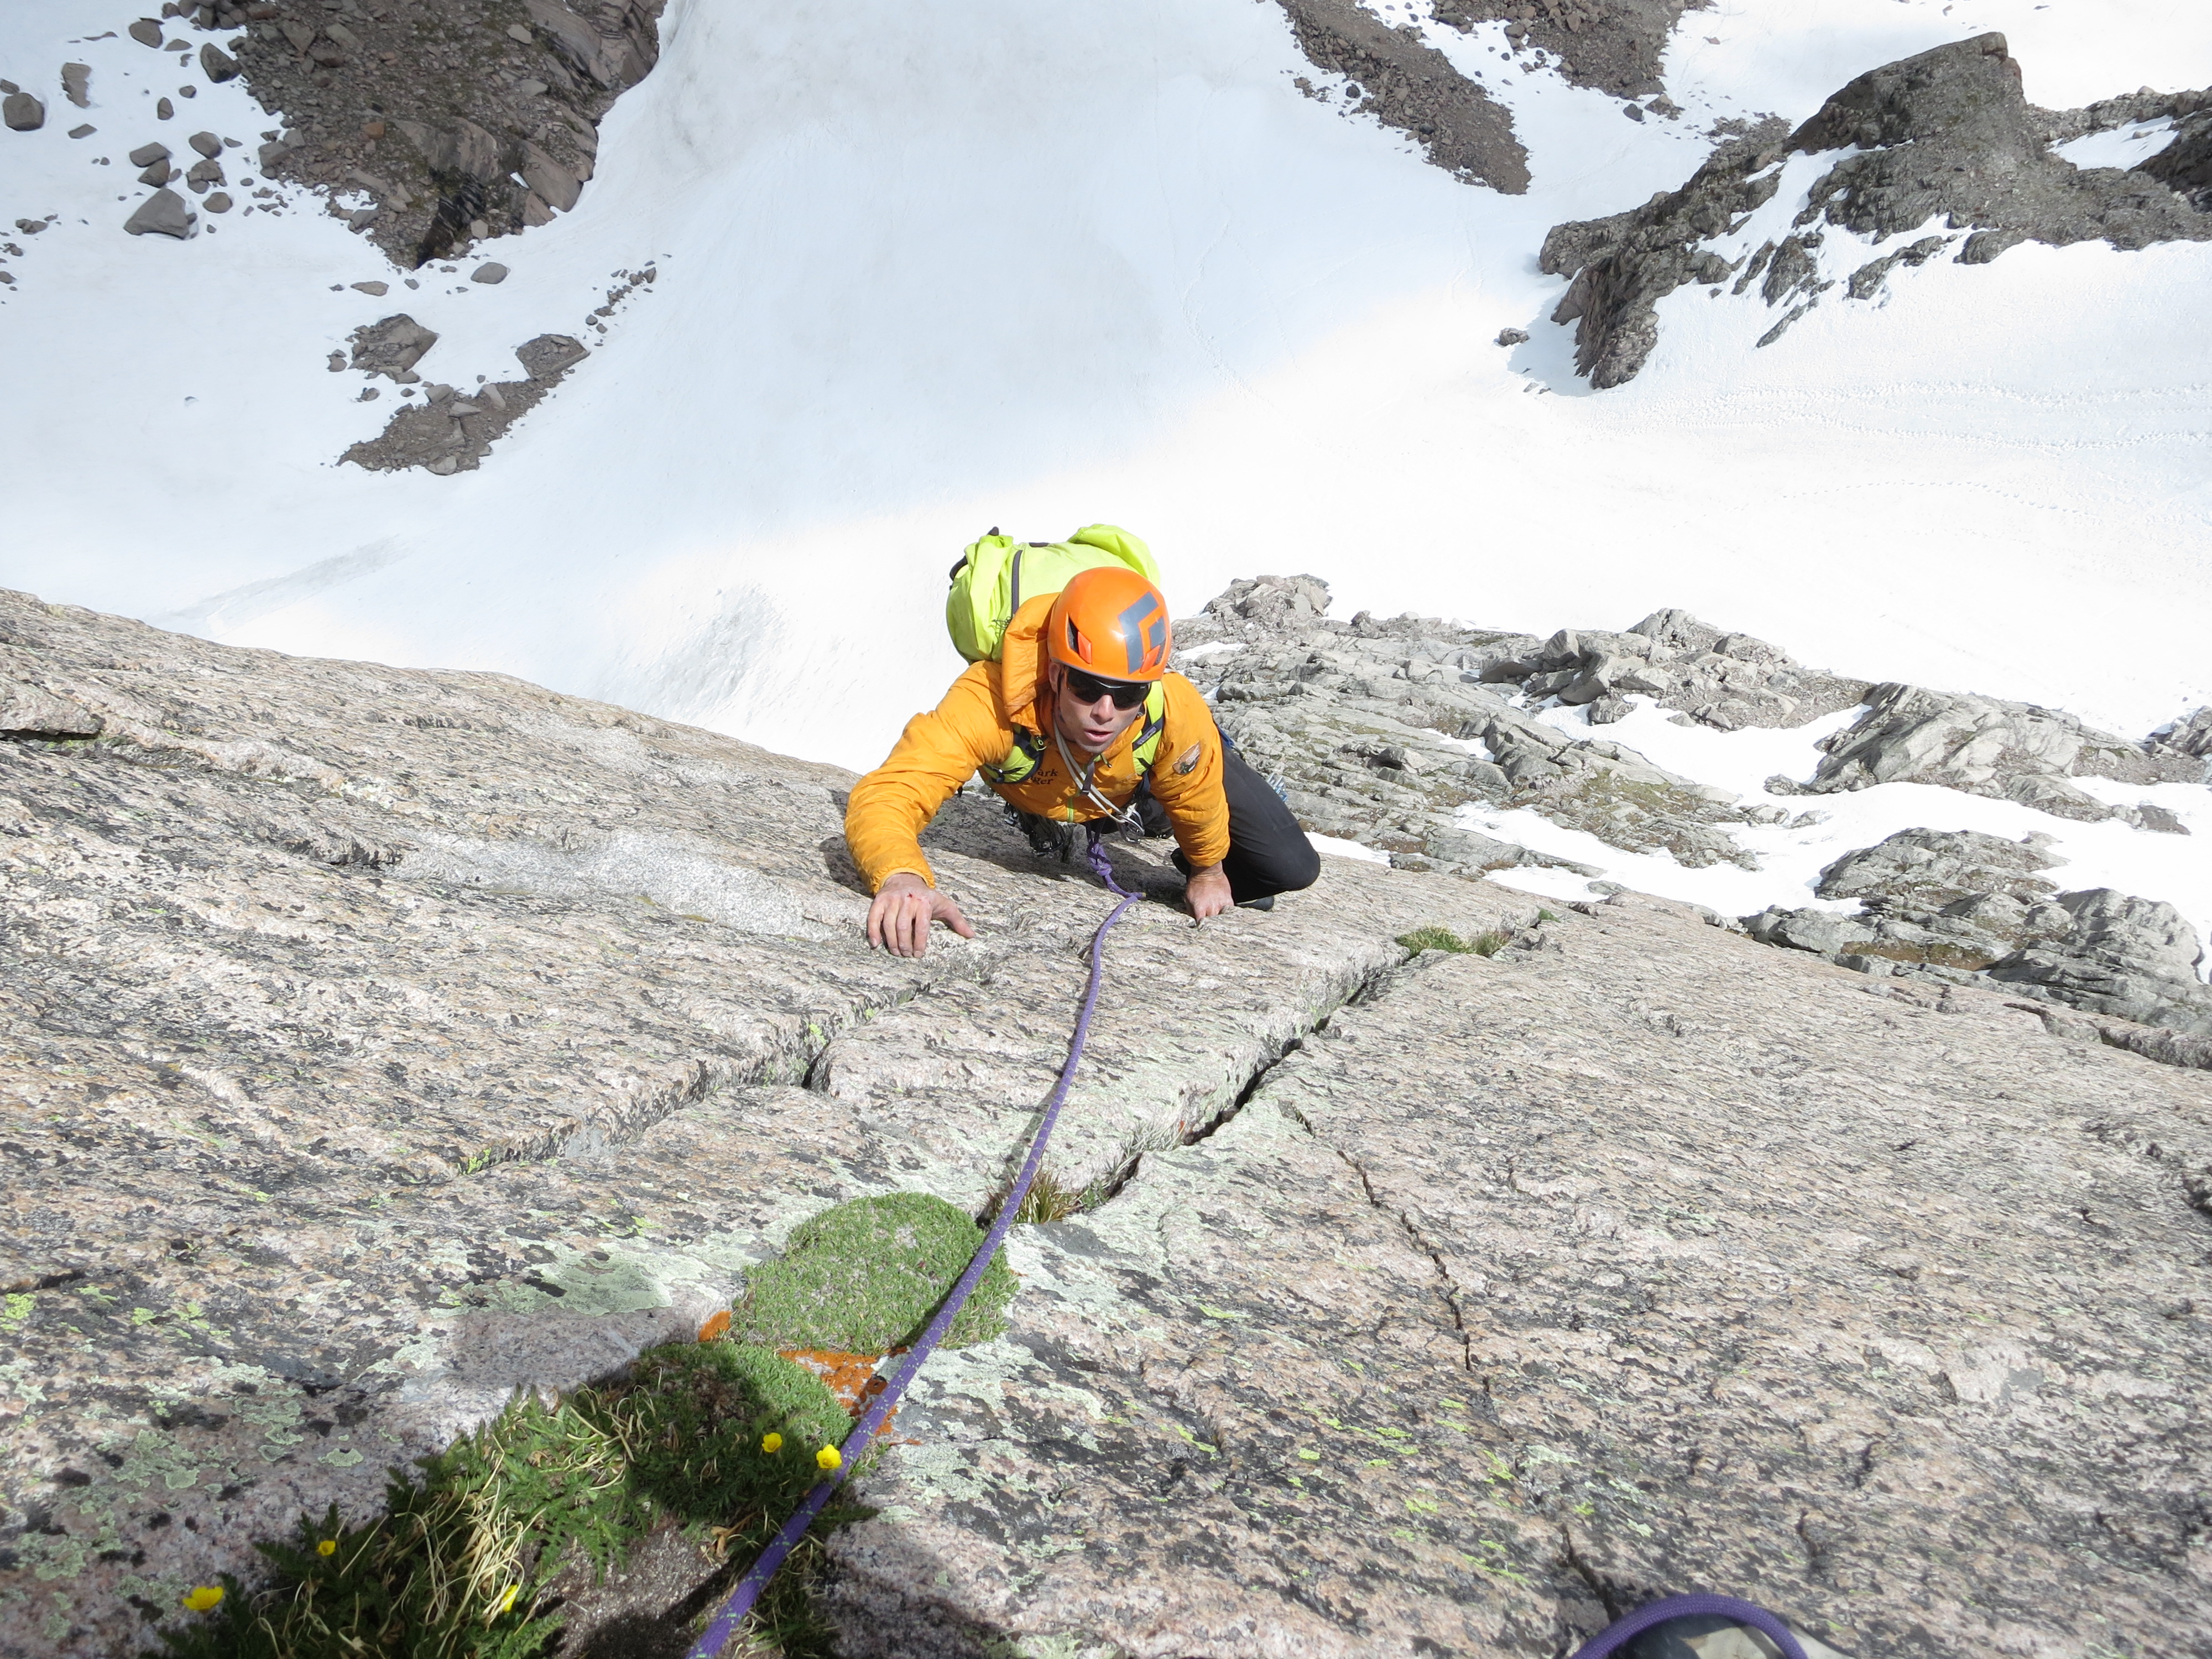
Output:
[867, 872, 975, 958]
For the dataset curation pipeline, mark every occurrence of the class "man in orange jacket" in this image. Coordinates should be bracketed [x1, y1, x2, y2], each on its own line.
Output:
[846, 566, 1321, 956]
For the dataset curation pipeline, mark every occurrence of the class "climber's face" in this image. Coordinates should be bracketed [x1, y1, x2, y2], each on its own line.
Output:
[1050, 664, 1146, 756]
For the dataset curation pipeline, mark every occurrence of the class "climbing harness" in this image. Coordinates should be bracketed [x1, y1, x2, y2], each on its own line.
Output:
[685, 838, 1144, 1658]
[1566, 1592, 1811, 1659]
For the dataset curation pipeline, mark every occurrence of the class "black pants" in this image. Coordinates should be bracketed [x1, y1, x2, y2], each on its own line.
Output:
[1171, 748, 1322, 904]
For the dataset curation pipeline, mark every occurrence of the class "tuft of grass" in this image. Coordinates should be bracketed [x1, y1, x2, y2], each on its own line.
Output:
[148, 1343, 852, 1659]
[737, 1193, 1015, 1354]
[1396, 926, 1511, 957]
[1008, 1165, 1089, 1224]
[1536, 907, 1559, 924]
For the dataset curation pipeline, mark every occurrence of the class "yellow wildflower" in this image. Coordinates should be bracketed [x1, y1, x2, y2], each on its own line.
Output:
[316, 1539, 337, 1557]
[494, 1583, 520, 1616]
[760, 1432, 783, 1453]
[816, 1445, 842, 1471]
[181, 1586, 225, 1613]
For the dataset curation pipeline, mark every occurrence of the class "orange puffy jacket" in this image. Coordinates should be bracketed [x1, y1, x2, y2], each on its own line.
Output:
[845, 595, 1231, 893]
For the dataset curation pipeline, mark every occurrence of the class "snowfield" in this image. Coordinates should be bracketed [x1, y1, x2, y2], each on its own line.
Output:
[2, 0, 2208, 941]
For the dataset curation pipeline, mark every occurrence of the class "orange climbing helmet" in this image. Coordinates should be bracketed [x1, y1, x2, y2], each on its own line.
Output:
[1045, 565, 1172, 683]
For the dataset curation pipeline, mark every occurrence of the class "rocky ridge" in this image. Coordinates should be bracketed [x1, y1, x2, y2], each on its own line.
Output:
[0, 589, 2207, 1658]
[1173, 576, 1860, 878]
[1173, 574, 2212, 1050]
[1276, 0, 1530, 194]
[1540, 34, 2212, 387]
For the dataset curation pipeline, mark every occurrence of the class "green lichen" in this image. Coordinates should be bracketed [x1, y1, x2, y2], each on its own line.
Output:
[738, 1193, 1015, 1354]
[1396, 926, 1510, 957]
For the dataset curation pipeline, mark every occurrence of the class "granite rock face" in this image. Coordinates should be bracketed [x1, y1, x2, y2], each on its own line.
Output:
[1541, 35, 2212, 387]
[826, 893, 2212, 1657]
[0, 588, 1526, 1656]
[2, 591, 2209, 1659]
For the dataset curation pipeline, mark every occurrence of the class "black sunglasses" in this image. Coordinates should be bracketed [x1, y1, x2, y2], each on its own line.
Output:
[1061, 668, 1149, 710]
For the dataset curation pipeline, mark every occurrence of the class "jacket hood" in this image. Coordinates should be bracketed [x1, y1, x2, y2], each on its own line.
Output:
[999, 593, 1058, 729]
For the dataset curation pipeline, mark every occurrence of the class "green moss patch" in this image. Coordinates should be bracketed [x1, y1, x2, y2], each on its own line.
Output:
[737, 1193, 1015, 1353]
[149, 1343, 855, 1659]
[1397, 925, 1510, 957]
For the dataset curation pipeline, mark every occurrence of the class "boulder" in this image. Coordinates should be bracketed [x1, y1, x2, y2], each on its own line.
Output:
[60, 63, 90, 109]
[3, 92, 44, 132]
[471, 260, 509, 284]
[346, 312, 439, 378]
[516, 332, 588, 379]
[123, 187, 192, 239]
[129, 17, 164, 46]
[397, 116, 507, 181]
[2152, 705, 2212, 761]
[1989, 888, 2212, 1034]
[188, 130, 222, 158]
[200, 41, 241, 81]
[520, 139, 581, 210]
[128, 140, 170, 167]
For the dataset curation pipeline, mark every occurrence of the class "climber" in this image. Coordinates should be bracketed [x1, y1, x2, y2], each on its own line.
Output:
[846, 564, 1321, 956]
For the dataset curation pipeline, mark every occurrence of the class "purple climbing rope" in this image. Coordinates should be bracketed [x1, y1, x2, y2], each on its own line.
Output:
[1566, 1593, 1811, 1659]
[685, 839, 1142, 1658]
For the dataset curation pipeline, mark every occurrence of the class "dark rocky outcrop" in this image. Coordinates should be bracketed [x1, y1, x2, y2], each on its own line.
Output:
[168, 0, 664, 267]
[1541, 34, 2212, 386]
[1276, 0, 1530, 192]
[1430, 0, 1695, 98]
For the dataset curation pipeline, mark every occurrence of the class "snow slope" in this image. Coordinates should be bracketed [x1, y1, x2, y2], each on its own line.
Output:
[3, 0, 2209, 780]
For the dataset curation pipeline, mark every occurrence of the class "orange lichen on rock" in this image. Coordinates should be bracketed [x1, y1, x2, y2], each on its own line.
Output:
[697, 1309, 732, 1343]
[778, 1348, 902, 1436]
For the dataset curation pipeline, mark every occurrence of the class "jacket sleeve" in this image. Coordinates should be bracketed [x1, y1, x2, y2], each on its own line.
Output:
[844, 666, 1009, 893]
[1146, 674, 1232, 869]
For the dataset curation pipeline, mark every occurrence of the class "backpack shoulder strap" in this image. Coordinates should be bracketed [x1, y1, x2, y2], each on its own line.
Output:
[1131, 683, 1167, 774]
[981, 723, 1048, 787]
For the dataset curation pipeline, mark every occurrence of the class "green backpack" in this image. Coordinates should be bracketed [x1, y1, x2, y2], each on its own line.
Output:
[945, 525, 1171, 795]
[944, 524, 1162, 664]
